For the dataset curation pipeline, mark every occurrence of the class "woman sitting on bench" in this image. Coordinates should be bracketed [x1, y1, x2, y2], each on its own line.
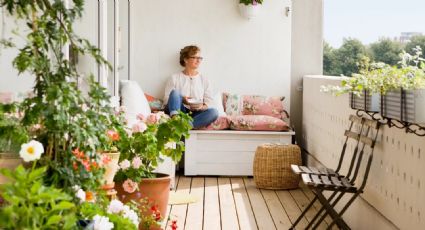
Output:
[163, 45, 218, 129]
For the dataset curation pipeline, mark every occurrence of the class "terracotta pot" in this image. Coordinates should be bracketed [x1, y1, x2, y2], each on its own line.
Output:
[0, 153, 22, 184]
[100, 151, 120, 189]
[115, 173, 171, 229]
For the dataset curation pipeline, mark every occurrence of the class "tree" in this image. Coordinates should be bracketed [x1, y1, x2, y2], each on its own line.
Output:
[405, 35, 425, 58]
[369, 39, 403, 66]
[323, 41, 339, 75]
[333, 38, 368, 76]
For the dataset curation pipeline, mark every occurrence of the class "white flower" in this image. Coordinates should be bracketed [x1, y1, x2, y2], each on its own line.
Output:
[132, 156, 142, 169]
[122, 205, 139, 227]
[93, 215, 114, 230]
[107, 199, 124, 214]
[76, 189, 86, 202]
[119, 159, 131, 170]
[72, 185, 81, 192]
[165, 141, 176, 149]
[19, 140, 44, 162]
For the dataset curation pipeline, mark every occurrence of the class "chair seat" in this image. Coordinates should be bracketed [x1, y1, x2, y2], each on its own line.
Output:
[291, 164, 338, 176]
[301, 174, 357, 193]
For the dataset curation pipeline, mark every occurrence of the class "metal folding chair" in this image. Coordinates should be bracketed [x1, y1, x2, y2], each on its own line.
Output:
[290, 115, 381, 229]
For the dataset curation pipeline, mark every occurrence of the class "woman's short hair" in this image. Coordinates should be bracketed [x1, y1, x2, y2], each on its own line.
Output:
[179, 45, 200, 67]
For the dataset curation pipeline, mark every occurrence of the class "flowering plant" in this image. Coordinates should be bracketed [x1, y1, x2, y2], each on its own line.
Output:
[240, 0, 263, 5]
[114, 111, 192, 189]
[0, 103, 29, 154]
[321, 47, 425, 96]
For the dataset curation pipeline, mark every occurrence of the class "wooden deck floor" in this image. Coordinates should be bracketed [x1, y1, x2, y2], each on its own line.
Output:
[162, 176, 336, 230]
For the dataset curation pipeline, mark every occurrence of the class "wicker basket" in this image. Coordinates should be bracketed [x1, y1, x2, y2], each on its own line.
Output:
[253, 144, 301, 189]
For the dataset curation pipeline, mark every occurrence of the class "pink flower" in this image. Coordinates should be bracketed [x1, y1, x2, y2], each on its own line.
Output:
[252, 0, 258, 5]
[132, 122, 147, 133]
[106, 130, 120, 141]
[119, 159, 131, 170]
[132, 156, 142, 169]
[123, 179, 138, 193]
[136, 113, 146, 122]
[146, 113, 158, 125]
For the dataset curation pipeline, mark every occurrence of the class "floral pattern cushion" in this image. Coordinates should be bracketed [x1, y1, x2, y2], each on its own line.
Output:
[198, 116, 230, 130]
[242, 95, 286, 119]
[223, 93, 243, 116]
[144, 93, 164, 111]
[223, 93, 287, 119]
[230, 115, 289, 131]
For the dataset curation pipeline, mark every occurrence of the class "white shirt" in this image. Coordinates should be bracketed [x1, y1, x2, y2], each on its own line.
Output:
[163, 72, 214, 107]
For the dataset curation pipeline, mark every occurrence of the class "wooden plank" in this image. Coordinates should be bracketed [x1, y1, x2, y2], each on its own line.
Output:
[166, 176, 191, 230]
[230, 178, 258, 230]
[162, 176, 179, 229]
[260, 189, 292, 229]
[218, 177, 239, 230]
[204, 177, 221, 230]
[244, 178, 276, 230]
[299, 166, 313, 174]
[291, 164, 302, 174]
[344, 130, 360, 141]
[290, 189, 328, 229]
[185, 177, 205, 230]
[276, 190, 309, 229]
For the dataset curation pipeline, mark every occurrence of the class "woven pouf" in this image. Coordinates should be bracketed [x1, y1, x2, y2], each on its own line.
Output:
[253, 144, 301, 189]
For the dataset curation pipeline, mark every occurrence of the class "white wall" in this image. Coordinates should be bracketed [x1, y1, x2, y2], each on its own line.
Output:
[290, 0, 323, 144]
[0, 10, 34, 94]
[129, 0, 292, 107]
[303, 75, 423, 230]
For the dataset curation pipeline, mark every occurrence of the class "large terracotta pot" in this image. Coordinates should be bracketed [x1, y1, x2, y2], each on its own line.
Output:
[0, 153, 22, 184]
[115, 173, 171, 228]
[100, 151, 120, 189]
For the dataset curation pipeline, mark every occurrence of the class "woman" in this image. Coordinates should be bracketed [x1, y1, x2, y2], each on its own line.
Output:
[163, 45, 218, 128]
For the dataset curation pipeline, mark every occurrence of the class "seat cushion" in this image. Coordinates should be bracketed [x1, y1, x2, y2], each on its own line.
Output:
[119, 80, 151, 126]
[198, 115, 230, 130]
[230, 115, 289, 131]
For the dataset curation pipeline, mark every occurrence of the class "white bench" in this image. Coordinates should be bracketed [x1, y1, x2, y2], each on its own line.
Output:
[184, 130, 295, 176]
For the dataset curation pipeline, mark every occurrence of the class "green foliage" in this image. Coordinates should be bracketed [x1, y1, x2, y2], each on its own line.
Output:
[0, 103, 29, 153]
[78, 202, 137, 230]
[405, 35, 425, 59]
[334, 38, 368, 76]
[0, 0, 118, 191]
[370, 39, 403, 66]
[239, 0, 263, 5]
[0, 165, 77, 229]
[115, 112, 192, 182]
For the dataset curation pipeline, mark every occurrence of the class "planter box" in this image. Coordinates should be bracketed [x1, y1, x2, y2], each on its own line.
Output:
[380, 89, 425, 123]
[349, 91, 379, 112]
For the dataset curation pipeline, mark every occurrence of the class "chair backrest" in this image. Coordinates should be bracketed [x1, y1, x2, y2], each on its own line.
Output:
[340, 115, 380, 190]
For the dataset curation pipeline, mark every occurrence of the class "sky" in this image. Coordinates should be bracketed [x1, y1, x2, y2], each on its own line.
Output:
[324, 0, 425, 48]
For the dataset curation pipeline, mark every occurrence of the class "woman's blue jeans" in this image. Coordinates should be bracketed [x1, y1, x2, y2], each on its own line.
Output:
[166, 90, 218, 128]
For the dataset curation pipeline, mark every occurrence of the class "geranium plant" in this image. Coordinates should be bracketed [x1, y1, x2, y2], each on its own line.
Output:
[321, 46, 425, 96]
[114, 111, 192, 186]
[240, 0, 263, 5]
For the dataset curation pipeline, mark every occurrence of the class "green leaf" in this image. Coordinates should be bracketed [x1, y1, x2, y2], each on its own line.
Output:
[46, 215, 62, 225]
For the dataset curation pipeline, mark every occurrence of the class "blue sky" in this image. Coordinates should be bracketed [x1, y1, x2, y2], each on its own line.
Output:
[324, 0, 425, 48]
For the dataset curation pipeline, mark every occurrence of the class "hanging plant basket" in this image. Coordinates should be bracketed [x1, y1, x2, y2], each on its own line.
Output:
[349, 91, 379, 112]
[238, 3, 261, 20]
[380, 89, 425, 123]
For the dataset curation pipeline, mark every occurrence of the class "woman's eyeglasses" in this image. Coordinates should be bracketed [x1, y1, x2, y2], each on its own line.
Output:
[188, 56, 203, 61]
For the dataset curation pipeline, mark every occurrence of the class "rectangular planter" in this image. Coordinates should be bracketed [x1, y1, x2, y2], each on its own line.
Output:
[380, 89, 425, 123]
[349, 91, 379, 112]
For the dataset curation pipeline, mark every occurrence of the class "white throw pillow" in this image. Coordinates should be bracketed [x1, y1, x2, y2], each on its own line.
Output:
[119, 80, 151, 126]
[212, 92, 226, 116]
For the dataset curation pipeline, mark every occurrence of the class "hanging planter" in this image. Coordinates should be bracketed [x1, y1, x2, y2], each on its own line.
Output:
[349, 91, 379, 112]
[238, 0, 263, 20]
[380, 89, 425, 123]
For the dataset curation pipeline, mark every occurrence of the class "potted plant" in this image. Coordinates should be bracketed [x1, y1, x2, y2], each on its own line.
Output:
[0, 102, 28, 184]
[239, 0, 264, 19]
[322, 47, 425, 123]
[114, 111, 192, 229]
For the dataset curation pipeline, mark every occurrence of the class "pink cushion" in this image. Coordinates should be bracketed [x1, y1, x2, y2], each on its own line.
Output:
[223, 93, 287, 119]
[230, 115, 289, 131]
[198, 116, 230, 130]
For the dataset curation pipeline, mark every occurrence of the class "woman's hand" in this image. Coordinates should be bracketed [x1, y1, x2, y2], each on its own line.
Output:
[182, 96, 192, 105]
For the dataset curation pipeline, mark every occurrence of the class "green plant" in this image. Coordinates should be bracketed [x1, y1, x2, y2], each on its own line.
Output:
[0, 103, 29, 153]
[0, 165, 77, 229]
[321, 47, 425, 96]
[240, 0, 263, 5]
[0, 0, 121, 191]
[114, 112, 192, 187]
